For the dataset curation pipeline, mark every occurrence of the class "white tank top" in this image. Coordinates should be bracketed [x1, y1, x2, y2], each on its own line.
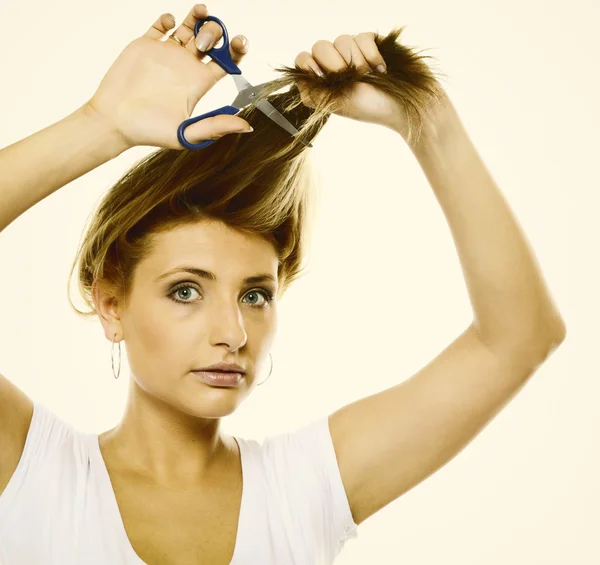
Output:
[0, 402, 358, 564]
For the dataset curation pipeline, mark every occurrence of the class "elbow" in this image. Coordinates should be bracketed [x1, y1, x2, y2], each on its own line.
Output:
[512, 315, 567, 366]
[550, 317, 567, 345]
[473, 313, 567, 368]
[546, 317, 567, 356]
[540, 309, 567, 350]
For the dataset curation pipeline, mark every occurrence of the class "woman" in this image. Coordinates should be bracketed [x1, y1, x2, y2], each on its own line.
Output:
[0, 3, 566, 564]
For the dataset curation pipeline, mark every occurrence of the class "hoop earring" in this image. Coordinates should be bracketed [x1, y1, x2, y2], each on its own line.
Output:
[256, 353, 273, 386]
[111, 332, 121, 380]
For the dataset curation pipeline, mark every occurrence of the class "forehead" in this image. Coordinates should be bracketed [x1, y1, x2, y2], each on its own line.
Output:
[139, 220, 278, 278]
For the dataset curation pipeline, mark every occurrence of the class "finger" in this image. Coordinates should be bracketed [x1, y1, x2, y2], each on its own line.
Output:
[311, 40, 347, 72]
[204, 34, 250, 83]
[193, 19, 225, 53]
[294, 51, 325, 107]
[180, 114, 254, 147]
[353, 32, 387, 72]
[144, 12, 177, 41]
[294, 51, 325, 77]
[333, 34, 371, 73]
[173, 4, 210, 54]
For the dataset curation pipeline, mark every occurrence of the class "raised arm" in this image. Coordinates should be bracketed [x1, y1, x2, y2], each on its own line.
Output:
[408, 93, 566, 352]
[0, 6, 256, 234]
[333, 91, 566, 526]
[0, 106, 129, 234]
[291, 31, 566, 528]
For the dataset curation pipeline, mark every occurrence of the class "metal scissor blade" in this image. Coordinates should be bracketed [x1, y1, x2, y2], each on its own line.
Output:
[231, 75, 255, 109]
[254, 99, 300, 137]
[248, 81, 277, 96]
[232, 78, 280, 107]
[231, 76, 313, 147]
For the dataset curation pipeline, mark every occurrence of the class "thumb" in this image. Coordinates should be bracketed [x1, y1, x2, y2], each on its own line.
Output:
[182, 115, 253, 145]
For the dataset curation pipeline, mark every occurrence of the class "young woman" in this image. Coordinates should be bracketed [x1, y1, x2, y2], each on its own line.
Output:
[0, 4, 566, 564]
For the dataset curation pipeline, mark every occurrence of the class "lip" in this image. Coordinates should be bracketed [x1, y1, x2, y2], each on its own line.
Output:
[192, 370, 244, 387]
[193, 362, 246, 374]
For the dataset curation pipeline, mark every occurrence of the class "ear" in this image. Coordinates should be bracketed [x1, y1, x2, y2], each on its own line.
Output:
[92, 279, 123, 342]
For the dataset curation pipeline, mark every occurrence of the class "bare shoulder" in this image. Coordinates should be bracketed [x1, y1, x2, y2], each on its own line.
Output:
[0, 371, 35, 496]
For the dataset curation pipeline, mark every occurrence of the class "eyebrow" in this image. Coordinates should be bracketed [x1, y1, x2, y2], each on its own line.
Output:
[155, 266, 277, 286]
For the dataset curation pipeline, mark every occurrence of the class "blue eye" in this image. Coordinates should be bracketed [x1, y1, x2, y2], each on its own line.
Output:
[243, 290, 272, 307]
[167, 284, 274, 308]
[170, 286, 200, 303]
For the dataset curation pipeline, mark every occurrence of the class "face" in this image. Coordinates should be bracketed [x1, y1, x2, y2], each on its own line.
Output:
[98, 219, 279, 418]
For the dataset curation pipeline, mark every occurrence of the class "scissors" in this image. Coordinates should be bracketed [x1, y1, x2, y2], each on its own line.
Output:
[177, 16, 312, 150]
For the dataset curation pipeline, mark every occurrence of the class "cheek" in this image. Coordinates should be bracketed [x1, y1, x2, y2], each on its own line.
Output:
[126, 301, 200, 372]
[136, 314, 167, 351]
[251, 313, 277, 350]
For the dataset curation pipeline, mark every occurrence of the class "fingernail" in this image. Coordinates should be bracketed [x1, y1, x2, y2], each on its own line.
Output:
[376, 64, 387, 73]
[312, 66, 324, 77]
[240, 126, 254, 133]
[239, 35, 248, 47]
[196, 33, 211, 51]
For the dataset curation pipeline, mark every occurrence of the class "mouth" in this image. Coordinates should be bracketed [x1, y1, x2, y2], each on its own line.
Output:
[193, 363, 246, 374]
[191, 369, 244, 387]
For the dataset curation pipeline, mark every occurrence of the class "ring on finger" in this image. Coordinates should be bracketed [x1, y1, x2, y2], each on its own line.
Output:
[169, 35, 186, 47]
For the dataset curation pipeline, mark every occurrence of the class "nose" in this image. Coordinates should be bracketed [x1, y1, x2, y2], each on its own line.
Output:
[208, 301, 248, 352]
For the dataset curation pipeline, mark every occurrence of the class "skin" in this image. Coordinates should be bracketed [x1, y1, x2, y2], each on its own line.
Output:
[94, 219, 279, 487]
[93, 3, 407, 489]
[0, 0, 565, 549]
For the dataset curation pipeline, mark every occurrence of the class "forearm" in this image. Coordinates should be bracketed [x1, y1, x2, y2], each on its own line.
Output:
[0, 104, 130, 233]
[406, 95, 565, 358]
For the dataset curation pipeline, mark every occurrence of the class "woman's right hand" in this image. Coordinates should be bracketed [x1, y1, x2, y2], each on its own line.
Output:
[84, 4, 253, 150]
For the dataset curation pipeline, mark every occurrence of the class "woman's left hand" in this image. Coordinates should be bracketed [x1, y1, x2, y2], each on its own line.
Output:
[295, 32, 404, 132]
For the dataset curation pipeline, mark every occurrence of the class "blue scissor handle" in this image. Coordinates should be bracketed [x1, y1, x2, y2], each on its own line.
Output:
[177, 105, 239, 150]
[194, 16, 241, 75]
[177, 16, 242, 149]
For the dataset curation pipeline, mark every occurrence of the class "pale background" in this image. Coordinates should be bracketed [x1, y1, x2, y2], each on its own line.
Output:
[0, 0, 596, 563]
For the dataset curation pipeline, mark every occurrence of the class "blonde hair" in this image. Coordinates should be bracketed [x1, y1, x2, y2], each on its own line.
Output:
[68, 27, 445, 317]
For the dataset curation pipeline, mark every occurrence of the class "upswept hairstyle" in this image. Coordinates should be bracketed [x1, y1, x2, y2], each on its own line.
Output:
[68, 27, 446, 317]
